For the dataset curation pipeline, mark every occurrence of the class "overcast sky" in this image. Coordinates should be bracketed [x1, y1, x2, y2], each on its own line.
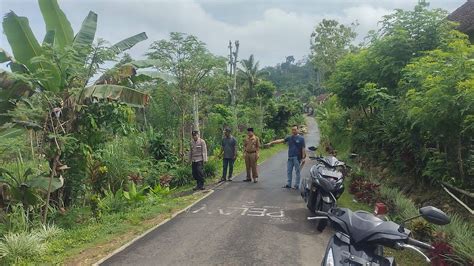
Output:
[0, 0, 466, 67]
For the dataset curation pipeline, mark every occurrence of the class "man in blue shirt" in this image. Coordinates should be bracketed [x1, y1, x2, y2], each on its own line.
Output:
[266, 125, 306, 189]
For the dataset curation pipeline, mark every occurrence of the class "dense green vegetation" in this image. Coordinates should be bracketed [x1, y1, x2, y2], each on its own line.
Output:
[313, 2, 473, 265]
[0, 0, 304, 263]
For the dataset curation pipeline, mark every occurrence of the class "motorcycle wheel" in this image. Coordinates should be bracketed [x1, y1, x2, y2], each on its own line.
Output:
[317, 202, 333, 232]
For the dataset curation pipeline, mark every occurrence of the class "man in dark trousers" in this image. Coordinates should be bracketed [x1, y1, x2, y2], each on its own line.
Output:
[220, 128, 237, 182]
[189, 130, 208, 191]
[266, 125, 306, 189]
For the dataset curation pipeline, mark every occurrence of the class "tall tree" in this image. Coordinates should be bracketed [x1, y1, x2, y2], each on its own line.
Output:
[146, 32, 225, 158]
[238, 54, 262, 100]
[310, 19, 357, 81]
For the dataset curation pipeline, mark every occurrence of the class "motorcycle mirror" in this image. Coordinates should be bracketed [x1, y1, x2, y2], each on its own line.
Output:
[308, 146, 317, 151]
[419, 206, 450, 225]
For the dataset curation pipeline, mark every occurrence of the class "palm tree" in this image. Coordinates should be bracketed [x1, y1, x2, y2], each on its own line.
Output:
[238, 54, 261, 99]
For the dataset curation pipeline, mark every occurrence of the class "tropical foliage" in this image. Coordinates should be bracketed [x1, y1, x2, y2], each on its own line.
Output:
[0, 0, 304, 263]
[314, 2, 473, 264]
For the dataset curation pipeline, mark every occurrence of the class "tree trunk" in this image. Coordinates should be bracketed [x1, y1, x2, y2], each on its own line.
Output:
[180, 111, 186, 162]
[43, 153, 59, 224]
[193, 92, 200, 132]
[457, 135, 465, 180]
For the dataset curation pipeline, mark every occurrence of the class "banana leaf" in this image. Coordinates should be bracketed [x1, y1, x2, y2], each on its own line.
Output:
[2, 12, 60, 90]
[0, 48, 11, 63]
[0, 70, 34, 122]
[38, 0, 74, 48]
[136, 70, 176, 84]
[79, 84, 150, 107]
[42, 30, 55, 45]
[0, 49, 30, 74]
[27, 176, 64, 192]
[73, 11, 97, 48]
[129, 59, 160, 68]
[2, 12, 43, 71]
[95, 63, 136, 85]
[110, 32, 148, 55]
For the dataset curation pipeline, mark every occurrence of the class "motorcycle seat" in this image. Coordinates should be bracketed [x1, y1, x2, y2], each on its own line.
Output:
[346, 211, 385, 243]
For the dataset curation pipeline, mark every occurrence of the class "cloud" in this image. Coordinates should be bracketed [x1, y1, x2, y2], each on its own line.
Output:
[0, 0, 466, 67]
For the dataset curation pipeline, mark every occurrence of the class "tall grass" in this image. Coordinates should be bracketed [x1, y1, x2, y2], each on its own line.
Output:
[437, 214, 474, 264]
[380, 186, 473, 264]
[0, 232, 45, 264]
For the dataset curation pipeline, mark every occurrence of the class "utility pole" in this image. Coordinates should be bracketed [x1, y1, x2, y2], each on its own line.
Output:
[228, 40, 239, 106]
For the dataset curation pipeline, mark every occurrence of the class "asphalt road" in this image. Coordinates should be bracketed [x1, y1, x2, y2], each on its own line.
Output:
[101, 116, 331, 266]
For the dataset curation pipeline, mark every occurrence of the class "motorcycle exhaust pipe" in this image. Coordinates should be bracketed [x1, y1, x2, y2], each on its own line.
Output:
[307, 217, 328, 220]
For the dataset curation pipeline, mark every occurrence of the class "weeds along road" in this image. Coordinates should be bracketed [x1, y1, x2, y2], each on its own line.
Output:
[101, 116, 330, 266]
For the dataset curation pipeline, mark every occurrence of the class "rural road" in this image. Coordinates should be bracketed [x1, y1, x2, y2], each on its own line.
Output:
[101, 116, 331, 266]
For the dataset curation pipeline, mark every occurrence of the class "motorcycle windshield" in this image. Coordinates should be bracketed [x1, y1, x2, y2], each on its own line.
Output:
[329, 208, 408, 245]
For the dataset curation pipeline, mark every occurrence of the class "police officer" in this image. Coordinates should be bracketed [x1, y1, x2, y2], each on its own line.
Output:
[243, 128, 260, 183]
[189, 130, 208, 191]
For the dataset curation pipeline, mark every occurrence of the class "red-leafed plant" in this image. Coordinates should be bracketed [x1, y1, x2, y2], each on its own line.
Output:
[349, 179, 381, 204]
[430, 241, 455, 266]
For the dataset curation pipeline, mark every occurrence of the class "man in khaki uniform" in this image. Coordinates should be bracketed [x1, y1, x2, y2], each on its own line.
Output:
[243, 128, 260, 183]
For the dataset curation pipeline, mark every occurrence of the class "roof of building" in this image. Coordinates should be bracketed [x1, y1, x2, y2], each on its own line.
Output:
[448, 0, 474, 33]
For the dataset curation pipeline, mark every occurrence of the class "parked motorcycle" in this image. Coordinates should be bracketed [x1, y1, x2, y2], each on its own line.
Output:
[310, 206, 450, 265]
[301, 146, 347, 231]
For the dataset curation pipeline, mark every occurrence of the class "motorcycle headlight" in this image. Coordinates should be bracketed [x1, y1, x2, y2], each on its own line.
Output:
[325, 248, 335, 266]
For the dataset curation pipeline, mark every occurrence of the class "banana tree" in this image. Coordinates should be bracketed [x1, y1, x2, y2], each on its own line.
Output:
[1, 0, 149, 108]
[0, 0, 150, 223]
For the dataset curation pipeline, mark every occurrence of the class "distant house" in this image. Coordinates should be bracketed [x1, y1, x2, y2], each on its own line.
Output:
[315, 93, 330, 104]
[448, 0, 474, 42]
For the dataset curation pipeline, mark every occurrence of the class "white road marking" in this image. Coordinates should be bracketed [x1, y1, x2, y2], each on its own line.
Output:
[190, 204, 286, 218]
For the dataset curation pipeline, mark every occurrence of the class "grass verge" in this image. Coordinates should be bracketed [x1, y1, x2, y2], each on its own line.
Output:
[39, 145, 286, 264]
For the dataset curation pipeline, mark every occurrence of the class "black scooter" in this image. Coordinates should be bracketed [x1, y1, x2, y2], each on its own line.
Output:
[301, 146, 347, 231]
[310, 206, 450, 265]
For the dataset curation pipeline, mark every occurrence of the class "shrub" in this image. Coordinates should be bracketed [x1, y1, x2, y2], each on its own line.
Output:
[97, 137, 151, 192]
[349, 179, 381, 204]
[204, 160, 219, 178]
[34, 224, 63, 242]
[0, 232, 45, 264]
[148, 130, 175, 162]
[170, 165, 193, 187]
[380, 186, 474, 265]
[437, 214, 474, 265]
[150, 184, 173, 198]
[97, 189, 128, 213]
[260, 128, 276, 144]
[4, 204, 30, 233]
[430, 241, 455, 266]
[379, 186, 418, 222]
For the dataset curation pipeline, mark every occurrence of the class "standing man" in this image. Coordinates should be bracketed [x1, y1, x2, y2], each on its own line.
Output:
[266, 125, 306, 189]
[189, 131, 208, 191]
[220, 128, 237, 182]
[243, 128, 260, 183]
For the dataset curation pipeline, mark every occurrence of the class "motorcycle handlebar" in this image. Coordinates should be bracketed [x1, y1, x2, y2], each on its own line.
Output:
[407, 238, 434, 250]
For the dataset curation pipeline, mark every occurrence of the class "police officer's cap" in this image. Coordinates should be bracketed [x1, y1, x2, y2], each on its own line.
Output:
[192, 130, 199, 136]
[247, 128, 254, 132]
